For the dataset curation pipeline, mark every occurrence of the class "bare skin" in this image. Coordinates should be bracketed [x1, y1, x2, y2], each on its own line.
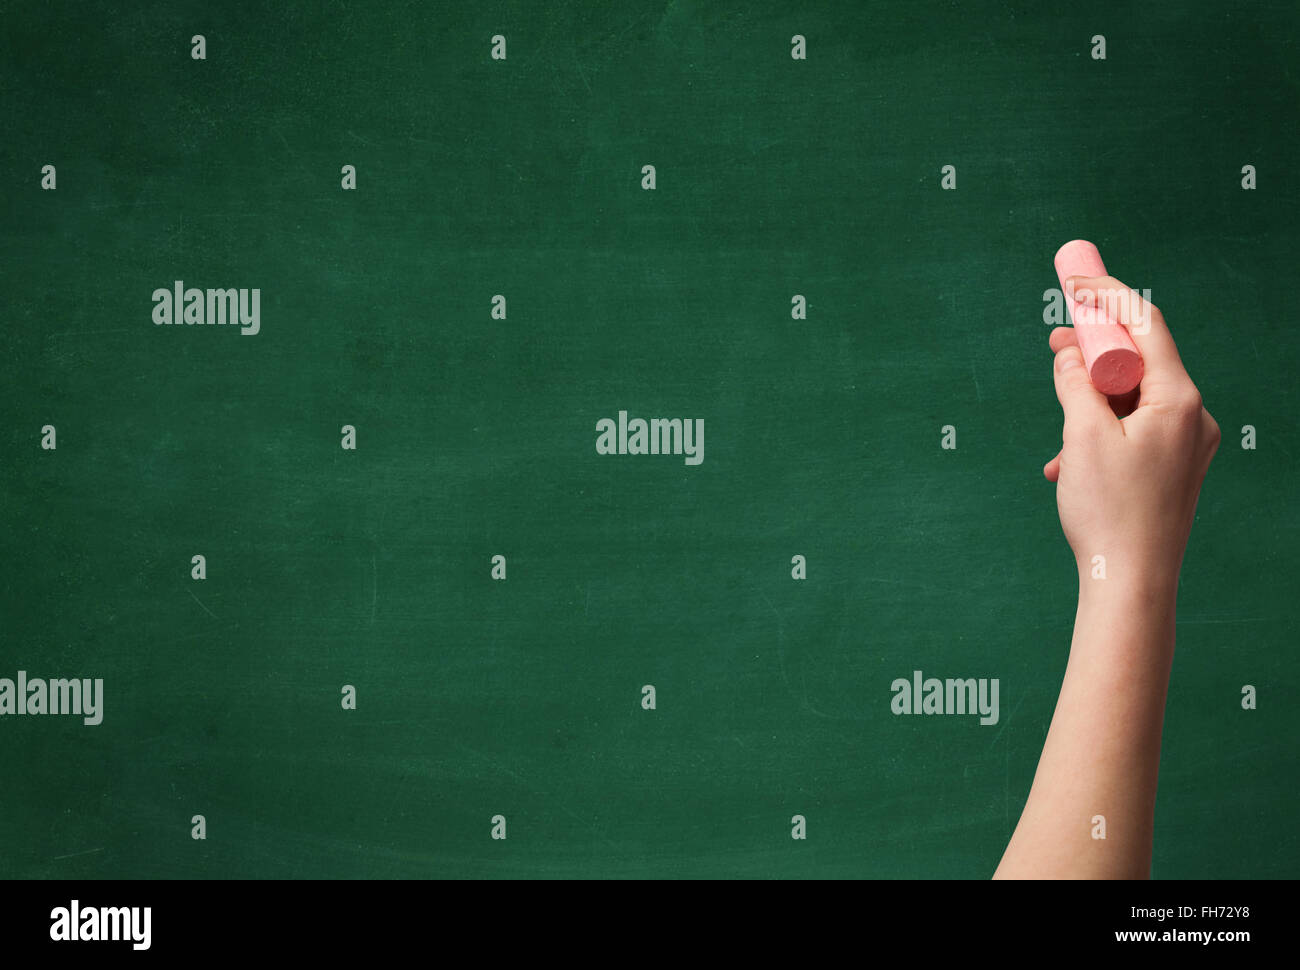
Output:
[994, 275, 1220, 879]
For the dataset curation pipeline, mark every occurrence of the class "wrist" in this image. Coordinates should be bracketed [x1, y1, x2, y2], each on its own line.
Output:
[1074, 546, 1182, 606]
[1076, 569, 1179, 608]
[1072, 563, 1179, 667]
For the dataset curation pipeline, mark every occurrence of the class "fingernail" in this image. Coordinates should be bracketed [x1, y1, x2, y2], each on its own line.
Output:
[1058, 353, 1082, 372]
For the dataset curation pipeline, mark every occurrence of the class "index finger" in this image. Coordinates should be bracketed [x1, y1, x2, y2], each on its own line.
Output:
[1065, 274, 1192, 391]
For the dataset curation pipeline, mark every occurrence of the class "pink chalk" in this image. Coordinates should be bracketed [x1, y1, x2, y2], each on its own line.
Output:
[1053, 240, 1144, 395]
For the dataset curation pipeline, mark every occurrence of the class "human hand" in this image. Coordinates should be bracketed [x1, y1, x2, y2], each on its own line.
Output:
[1044, 276, 1220, 584]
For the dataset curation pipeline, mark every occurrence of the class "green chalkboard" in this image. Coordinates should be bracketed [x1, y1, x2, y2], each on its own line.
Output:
[1, 0, 1296, 879]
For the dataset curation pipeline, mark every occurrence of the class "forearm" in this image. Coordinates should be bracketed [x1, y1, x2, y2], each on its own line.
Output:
[994, 570, 1177, 879]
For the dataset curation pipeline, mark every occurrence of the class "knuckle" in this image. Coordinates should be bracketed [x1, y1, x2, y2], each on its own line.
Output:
[1174, 385, 1205, 416]
[1205, 412, 1222, 448]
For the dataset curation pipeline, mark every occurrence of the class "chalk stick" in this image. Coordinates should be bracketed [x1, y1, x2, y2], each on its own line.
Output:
[1053, 240, 1144, 395]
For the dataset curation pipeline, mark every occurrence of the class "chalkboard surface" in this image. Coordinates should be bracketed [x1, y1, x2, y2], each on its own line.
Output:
[1, 0, 1296, 879]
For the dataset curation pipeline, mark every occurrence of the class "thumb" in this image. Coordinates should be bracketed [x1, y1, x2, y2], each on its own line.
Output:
[1053, 345, 1118, 443]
